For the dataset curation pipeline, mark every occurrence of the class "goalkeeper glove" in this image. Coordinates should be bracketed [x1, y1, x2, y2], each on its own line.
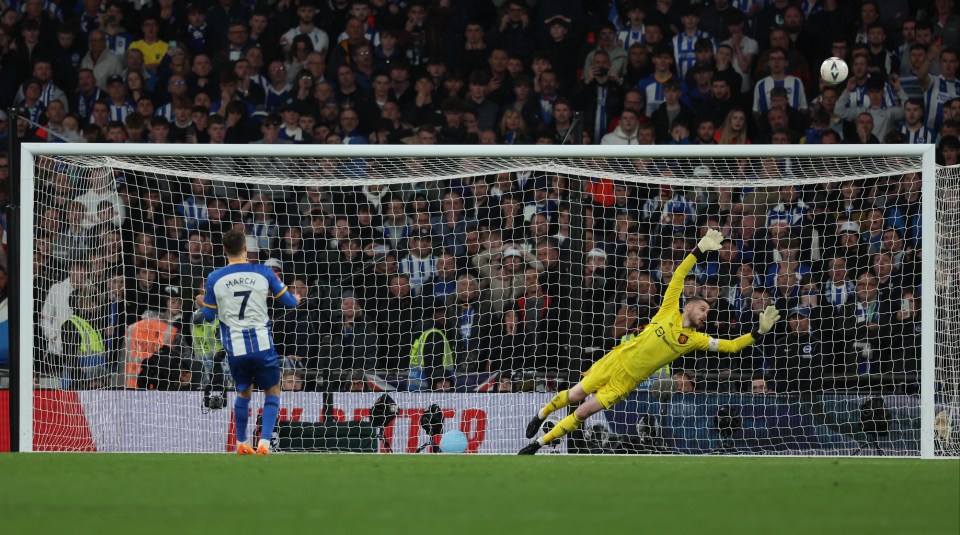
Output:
[697, 229, 724, 252]
[757, 306, 781, 335]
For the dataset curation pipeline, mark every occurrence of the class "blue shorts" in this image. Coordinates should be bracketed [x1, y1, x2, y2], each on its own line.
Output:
[228, 351, 281, 392]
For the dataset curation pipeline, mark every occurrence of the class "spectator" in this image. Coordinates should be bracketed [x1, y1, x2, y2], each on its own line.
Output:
[314, 292, 377, 383]
[684, 63, 715, 110]
[20, 60, 68, 112]
[601, 108, 640, 144]
[40, 260, 88, 357]
[758, 86, 808, 141]
[618, 39, 650, 88]
[650, 79, 694, 143]
[281, 369, 304, 392]
[490, 1, 536, 65]
[100, 3, 133, 57]
[771, 307, 823, 392]
[128, 16, 168, 72]
[541, 17, 580, 87]
[281, 1, 329, 57]
[517, 265, 562, 370]
[373, 27, 403, 68]
[125, 297, 182, 389]
[261, 60, 291, 110]
[372, 271, 418, 370]
[617, 2, 649, 50]
[609, 269, 656, 342]
[672, 6, 715, 79]
[414, 250, 453, 305]
[483, 246, 528, 313]
[823, 256, 856, 311]
[575, 48, 625, 143]
[451, 272, 489, 369]
[638, 43, 682, 117]
[718, 12, 756, 94]
[753, 47, 808, 119]
[273, 276, 317, 373]
[401, 70, 440, 127]
[431, 190, 473, 257]
[920, 45, 959, 131]
[898, 97, 938, 143]
[399, 227, 437, 295]
[571, 247, 615, 358]
[848, 270, 890, 374]
[81, 29, 122, 90]
[888, 289, 920, 374]
[250, 113, 288, 145]
[583, 25, 626, 84]
[931, 0, 960, 51]
[486, 306, 526, 372]
[503, 74, 541, 130]
[497, 108, 531, 144]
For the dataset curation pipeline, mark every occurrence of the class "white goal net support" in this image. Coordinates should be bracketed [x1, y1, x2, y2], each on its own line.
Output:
[11, 144, 959, 457]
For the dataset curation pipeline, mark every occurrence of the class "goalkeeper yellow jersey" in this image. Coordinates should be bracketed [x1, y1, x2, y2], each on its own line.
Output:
[614, 252, 757, 381]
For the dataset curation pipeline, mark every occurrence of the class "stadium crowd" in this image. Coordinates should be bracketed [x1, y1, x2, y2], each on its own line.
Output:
[2, 0, 955, 393]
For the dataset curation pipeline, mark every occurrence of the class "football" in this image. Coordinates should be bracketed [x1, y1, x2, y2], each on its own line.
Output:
[820, 57, 849, 84]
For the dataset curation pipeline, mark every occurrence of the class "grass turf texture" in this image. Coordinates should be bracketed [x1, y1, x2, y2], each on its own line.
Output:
[1, 455, 957, 535]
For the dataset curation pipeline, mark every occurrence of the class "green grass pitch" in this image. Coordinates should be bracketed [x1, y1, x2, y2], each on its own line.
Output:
[1, 455, 957, 535]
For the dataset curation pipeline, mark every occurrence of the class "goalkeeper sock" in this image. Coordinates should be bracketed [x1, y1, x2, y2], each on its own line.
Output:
[538, 413, 584, 446]
[260, 395, 281, 442]
[538, 390, 570, 420]
[234, 397, 250, 444]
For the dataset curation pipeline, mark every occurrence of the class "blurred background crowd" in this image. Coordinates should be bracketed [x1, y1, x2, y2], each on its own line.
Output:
[0, 0, 954, 394]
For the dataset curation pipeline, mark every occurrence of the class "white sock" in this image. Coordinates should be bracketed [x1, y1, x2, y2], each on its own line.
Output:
[537, 409, 548, 420]
[257, 438, 270, 449]
[536, 437, 546, 446]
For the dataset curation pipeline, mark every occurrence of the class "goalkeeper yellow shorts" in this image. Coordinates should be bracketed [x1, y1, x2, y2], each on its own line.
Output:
[580, 351, 643, 409]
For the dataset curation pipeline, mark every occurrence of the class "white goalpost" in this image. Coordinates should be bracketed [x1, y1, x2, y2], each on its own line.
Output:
[12, 142, 956, 457]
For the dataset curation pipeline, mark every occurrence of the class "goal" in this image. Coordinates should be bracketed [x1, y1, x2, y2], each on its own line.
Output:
[8, 143, 957, 457]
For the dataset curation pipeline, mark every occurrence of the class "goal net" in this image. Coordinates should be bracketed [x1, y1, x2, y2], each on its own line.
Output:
[14, 144, 957, 456]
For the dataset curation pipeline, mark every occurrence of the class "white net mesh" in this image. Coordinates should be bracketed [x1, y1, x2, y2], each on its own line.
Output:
[936, 165, 960, 456]
[25, 150, 957, 455]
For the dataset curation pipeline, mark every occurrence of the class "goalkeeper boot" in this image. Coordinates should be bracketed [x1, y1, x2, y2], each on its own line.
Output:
[236, 441, 255, 455]
[525, 415, 544, 439]
[256, 439, 271, 456]
[518, 441, 542, 455]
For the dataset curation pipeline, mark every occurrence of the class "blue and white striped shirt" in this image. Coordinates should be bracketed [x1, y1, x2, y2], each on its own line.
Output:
[672, 30, 715, 79]
[753, 75, 808, 114]
[264, 84, 292, 111]
[824, 281, 856, 310]
[109, 101, 135, 122]
[106, 33, 132, 57]
[638, 75, 687, 117]
[800, 0, 823, 17]
[844, 80, 898, 110]
[767, 200, 809, 228]
[399, 253, 437, 294]
[178, 196, 209, 230]
[923, 75, 960, 130]
[247, 219, 278, 251]
[617, 26, 646, 50]
[201, 262, 297, 358]
[154, 103, 175, 122]
[897, 124, 937, 144]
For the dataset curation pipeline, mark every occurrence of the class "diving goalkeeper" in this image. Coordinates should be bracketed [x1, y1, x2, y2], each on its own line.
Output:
[518, 229, 780, 455]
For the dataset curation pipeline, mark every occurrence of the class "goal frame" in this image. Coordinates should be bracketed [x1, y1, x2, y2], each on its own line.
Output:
[11, 142, 940, 457]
